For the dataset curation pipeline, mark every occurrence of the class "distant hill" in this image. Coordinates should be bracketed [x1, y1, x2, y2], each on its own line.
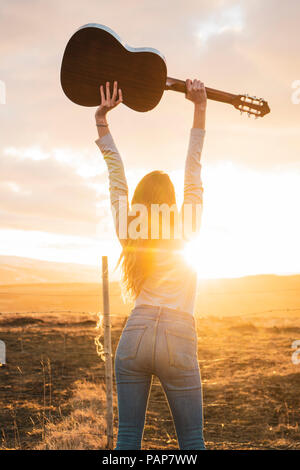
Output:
[0, 256, 101, 284]
[0, 257, 299, 317]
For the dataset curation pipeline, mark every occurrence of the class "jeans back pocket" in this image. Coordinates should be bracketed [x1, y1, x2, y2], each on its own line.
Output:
[117, 325, 147, 361]
[165, 328, 198, 370]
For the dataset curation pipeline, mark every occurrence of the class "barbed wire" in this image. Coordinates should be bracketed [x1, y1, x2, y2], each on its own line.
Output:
[1, 307, 300, 320]
[1, 286, 300, 296]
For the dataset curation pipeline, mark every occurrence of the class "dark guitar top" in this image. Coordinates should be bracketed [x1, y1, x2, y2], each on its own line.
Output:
[61, 24, 270, 117]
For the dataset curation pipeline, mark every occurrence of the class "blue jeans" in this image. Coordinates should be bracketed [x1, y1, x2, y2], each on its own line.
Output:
[114, 304, 205, 450]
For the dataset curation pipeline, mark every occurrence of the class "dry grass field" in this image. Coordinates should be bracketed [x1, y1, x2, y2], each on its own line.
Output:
[0, 275, 300, 450]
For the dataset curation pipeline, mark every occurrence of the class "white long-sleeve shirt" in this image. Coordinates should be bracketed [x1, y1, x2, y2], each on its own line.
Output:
[96, 128, 205, 315]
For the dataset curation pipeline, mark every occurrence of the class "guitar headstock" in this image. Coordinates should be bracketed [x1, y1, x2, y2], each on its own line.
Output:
[233, 94, 270, 118]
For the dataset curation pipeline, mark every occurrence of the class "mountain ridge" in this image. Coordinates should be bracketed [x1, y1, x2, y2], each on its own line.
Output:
[0, 255, 100, 284]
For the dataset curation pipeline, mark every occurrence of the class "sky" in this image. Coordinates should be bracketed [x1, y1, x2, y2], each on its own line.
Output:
[0, 0, 299, 279]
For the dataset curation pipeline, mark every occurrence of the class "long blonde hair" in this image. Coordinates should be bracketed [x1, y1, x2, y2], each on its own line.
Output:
[118, 171, 179, 300]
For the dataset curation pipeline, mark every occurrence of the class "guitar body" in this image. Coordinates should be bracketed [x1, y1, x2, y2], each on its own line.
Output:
[61, 23, 270, 117]
[61, 24, 167, 111]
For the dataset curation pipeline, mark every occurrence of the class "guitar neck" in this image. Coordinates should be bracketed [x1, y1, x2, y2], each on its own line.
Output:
[165, 77, 236, 106]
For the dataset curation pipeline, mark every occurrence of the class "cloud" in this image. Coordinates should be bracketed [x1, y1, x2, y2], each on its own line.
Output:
[0, 146, 109, 235]
[0, 0, 299, 273]
[0, 0, 298, 154]
[195, 4, 244, 43]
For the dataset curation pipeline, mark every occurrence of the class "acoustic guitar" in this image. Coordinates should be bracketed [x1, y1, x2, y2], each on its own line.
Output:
[61, 24, 270, 118]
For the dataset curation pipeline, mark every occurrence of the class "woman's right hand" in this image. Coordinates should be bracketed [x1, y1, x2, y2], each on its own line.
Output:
[185, 79, 207, 111]
[95, 80, 123, 123]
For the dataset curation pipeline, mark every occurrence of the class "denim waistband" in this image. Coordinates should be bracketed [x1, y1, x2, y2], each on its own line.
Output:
[130, 304, 195, 326]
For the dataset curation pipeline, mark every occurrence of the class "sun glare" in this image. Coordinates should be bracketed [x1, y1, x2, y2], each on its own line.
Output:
[183, 230, 241, 279]
[183, 162, 300, 279]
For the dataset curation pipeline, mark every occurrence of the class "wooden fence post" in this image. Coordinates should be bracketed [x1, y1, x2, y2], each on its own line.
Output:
[102, 256, 114, 449]
[0, 340, 6, 367]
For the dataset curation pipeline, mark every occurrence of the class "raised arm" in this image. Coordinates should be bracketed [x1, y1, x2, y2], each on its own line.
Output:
[182, 79, 207, 238]
[95, 81, 128, 245]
